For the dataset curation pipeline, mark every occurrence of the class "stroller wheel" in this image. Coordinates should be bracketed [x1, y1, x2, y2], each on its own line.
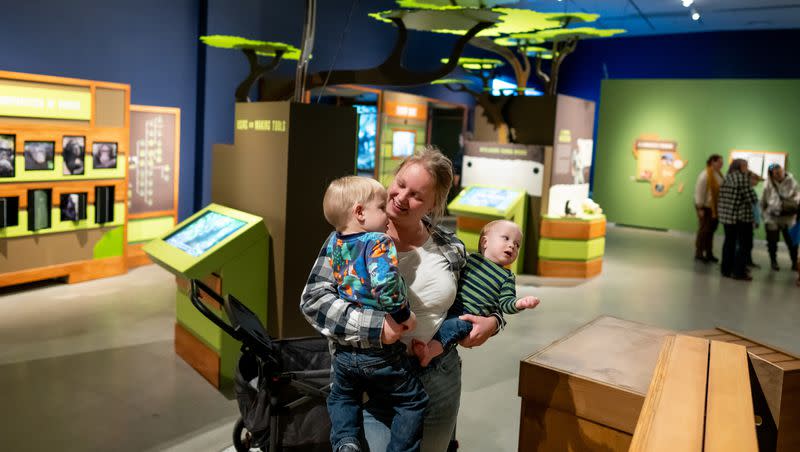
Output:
[233, 418, 267, 452]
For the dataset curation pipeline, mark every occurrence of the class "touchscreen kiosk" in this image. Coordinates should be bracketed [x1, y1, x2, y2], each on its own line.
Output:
[144, 203, 268, 390]
[448, 185, 527, 274]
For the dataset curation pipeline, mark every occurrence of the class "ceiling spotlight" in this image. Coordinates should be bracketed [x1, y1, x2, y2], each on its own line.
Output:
[682, 0, 694, 7]
[691, 8, 701, 21]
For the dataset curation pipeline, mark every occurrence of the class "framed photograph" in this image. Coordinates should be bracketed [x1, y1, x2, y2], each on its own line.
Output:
[62, 136, 86, 175]
[24, 141, 55, 171]
[92, 142, 118, 169]
[60, 193, 87, 221]
[0, 134, 14, 178]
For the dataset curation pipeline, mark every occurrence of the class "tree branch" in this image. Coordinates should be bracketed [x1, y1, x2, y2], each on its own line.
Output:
[534, 55, 550, 86]
[236, 49, 285, 102]
[469, 37, 528, 91]
[260, 20, 494, 101]
[548, 38, 578, 96]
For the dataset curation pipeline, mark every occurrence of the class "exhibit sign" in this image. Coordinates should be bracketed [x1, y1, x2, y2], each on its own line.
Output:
[633, 137, 686, 197]
[128, 105, 180, 215]
[0, 79, 91, 121]
[729, 150, 786, 180]
[463, 141, 545, 197]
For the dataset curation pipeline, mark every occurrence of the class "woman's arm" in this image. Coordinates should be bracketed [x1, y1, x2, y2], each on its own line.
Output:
[300, 233, 385, 348]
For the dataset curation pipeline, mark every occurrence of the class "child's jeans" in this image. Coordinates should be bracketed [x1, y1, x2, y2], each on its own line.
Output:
[328, 342, 428, 452]
[433, 314, 473, 350]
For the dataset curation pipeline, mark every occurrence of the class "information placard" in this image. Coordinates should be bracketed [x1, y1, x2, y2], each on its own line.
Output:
[128, 105, 180, 216]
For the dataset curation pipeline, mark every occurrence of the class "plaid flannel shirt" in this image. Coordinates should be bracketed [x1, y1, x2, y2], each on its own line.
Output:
[718, 171, 758, 224]
[300, 220, 506, 348]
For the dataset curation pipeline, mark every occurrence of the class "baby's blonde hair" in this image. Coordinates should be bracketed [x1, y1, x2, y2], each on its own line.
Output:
[323, 176, 387, 231]
[478, 220, 521, 254]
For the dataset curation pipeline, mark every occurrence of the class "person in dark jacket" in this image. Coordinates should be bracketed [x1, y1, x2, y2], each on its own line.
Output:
[717, 159, 759, 281]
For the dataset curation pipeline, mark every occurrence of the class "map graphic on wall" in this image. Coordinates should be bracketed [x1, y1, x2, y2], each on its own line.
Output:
[633, 137, 686, 197]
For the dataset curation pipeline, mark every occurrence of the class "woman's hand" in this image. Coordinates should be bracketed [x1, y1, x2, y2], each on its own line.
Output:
[458, 314, 499, 348]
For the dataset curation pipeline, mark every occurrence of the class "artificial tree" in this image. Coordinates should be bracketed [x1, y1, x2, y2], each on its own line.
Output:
[200, 35, 301, 102]
[258, 8, 499, 101]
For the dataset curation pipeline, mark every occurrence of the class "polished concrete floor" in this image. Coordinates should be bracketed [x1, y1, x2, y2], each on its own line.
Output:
[1, 225, 798, 452]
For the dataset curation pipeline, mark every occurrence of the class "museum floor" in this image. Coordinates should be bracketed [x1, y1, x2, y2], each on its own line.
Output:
[1, 224, 798, 452]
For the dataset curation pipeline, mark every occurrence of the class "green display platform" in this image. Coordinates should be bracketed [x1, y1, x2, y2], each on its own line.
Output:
[448, 185, 527, 274]
[144, 203, 269, 390]
[538, 237, 606, 261]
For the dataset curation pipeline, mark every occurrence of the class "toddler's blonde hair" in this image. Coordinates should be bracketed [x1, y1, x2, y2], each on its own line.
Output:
[323, 176, 387, 231]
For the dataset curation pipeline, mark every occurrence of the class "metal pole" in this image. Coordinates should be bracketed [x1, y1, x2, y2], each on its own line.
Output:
[293, 0, 317, 103]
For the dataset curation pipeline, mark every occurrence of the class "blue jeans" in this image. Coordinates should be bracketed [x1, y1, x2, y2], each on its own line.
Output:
[328, 343, 428, 452]
[363, 347, 462, 452]
[433, 315, 472, 350]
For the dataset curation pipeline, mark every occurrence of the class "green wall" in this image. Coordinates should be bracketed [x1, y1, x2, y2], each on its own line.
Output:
[594, 79, 800, 237]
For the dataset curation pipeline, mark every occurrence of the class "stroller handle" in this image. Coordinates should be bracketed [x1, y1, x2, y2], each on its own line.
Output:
[190, 279, 240, 340]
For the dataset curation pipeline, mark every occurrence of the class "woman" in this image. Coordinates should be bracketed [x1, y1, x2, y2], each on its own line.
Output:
[718, 159, 758, 281]
[300, 147, 502, 451]
[760, 164, 799, 271]
[694, 154, 724, 262]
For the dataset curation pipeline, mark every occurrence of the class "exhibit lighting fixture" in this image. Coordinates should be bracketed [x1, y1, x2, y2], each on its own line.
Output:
[682, 0, 694, 7]
[691, 8, 700, 21]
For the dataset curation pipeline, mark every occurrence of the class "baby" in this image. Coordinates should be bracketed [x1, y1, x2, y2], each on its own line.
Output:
[321, 175, 427, 452]
[413, 219, 540, 366]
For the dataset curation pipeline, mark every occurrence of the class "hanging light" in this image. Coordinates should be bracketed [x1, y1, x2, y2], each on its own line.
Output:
[691, 8, 701, 21]
[682, 0, 694, 7]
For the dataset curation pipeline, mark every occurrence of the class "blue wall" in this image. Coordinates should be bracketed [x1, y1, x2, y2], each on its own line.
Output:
[556, 29, 800, 105]
[0, 0, 200, 220]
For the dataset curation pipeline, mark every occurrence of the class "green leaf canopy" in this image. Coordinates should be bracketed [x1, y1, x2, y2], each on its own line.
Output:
[441, 57, 506, 70]
[200, 35, 302, 60]
[370, 9, 501, 34]
[397, 0, 518, 8]
[530, 27, 627, 42]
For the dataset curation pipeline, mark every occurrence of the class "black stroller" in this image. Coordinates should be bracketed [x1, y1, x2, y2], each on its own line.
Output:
[190, 279, 332, 452]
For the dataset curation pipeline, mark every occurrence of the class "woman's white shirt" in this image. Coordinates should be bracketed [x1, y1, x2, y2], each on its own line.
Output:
[397, 236, 458, 345]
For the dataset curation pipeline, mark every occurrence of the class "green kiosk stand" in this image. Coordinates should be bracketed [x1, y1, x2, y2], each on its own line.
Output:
[447, 185, 527, 274]
[144, 203, 268, 390]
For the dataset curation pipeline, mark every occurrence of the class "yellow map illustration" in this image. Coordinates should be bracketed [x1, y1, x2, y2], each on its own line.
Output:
[633, 139, 686, 197]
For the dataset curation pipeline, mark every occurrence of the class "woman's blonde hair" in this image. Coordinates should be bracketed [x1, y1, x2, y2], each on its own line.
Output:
[323, 175, 387, 231]
[395, 146, 454, 224]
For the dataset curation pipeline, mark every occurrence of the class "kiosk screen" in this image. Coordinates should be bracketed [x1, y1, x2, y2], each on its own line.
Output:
[458, 187, 518, 211]
[166, 210, 247, 257]
[392, 130, 415, 157]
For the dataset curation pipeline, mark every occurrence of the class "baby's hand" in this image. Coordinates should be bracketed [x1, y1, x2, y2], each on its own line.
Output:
[515, 296, 540, 310]
[401, 311, 417, 332]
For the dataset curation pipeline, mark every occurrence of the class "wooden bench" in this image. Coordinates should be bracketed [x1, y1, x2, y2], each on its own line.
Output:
[686, 327, 800, 451]
[630, 335, 758, 452]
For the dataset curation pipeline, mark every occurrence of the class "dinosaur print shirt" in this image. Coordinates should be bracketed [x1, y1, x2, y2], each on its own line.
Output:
[325, 231, 410, 324]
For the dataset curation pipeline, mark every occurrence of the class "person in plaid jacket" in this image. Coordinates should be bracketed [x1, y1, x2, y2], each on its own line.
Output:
[717, 159, 759, 280]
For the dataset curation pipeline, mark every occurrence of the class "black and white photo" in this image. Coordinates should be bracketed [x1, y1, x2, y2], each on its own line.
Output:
[60, 193, 86, 221]
[0, 134, 14, 178]
[62, 136, 85, 175]
[24, 141, 55, 171]
[92, 142, 117, 169]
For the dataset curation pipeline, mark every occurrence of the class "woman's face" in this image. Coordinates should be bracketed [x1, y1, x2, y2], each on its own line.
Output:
[387, 163, 436, 224]
[773, 166, 785, 181]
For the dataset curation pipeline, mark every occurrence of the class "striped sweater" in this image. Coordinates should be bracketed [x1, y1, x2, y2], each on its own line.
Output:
[455, 252, 519, 316]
